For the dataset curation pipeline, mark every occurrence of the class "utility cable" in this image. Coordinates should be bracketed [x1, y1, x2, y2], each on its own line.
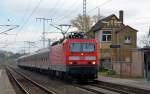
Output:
[18, 0, 43, 32]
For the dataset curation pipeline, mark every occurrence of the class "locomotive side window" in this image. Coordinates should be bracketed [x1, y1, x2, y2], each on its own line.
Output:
[70, 43, 95, 52]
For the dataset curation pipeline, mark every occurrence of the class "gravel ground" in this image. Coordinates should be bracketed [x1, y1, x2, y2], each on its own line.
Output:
[16, 68, 95, 94]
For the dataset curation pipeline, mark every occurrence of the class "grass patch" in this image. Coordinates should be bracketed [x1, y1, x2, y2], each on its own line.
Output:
[99, 69, 108, 76]
[99, 69, 143, 79]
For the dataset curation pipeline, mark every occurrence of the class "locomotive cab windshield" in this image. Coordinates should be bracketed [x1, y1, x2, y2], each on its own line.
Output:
[70, 43, 95, 52]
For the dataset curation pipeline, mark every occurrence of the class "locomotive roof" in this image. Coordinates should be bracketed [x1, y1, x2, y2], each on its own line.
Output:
[66, 39, 97, 42]
[51, 32, 88, 46]
[18, 48, 50, 60]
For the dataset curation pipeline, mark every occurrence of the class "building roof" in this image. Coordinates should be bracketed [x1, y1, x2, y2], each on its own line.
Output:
[90, 14, 120, 32]
[115, 25, 138, 33]
[89, 13, 138, 34]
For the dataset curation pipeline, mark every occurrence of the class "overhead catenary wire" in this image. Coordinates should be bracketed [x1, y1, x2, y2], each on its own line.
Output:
[12, 0, 43, 52]
[2, 0, 114, 52]
[44, 0, 60, 17]
[54, 0, 82, 20]
[0, 25, 19, 34]
[55, 0, 112, 24]
[10, 0, 33, 49]
[55, 0, 83, 23]
[87, 0, 112, 13]
[18, 0, 43, 32]
[49, 0, 67, 18]
[21, 0, 31, 24]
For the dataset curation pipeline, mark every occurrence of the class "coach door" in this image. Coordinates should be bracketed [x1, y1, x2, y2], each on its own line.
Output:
[144, 52, 150, 81]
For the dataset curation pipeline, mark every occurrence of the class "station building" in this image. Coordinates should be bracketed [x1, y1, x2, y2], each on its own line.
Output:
[86, 10, 139, 77]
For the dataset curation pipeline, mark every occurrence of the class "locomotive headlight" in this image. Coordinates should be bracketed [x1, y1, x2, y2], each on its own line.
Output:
[81, 53, 84, 56]
[92, 61, 96, 65]
[69, 61, 73, 64]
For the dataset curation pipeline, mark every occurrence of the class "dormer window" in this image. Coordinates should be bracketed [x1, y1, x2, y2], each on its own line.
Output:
[124, 36, 131, 44]
[102, 30, 112, 42]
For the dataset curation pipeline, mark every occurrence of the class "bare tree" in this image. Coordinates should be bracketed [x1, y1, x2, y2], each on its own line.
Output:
[140, 29, 150, 47]
[92, 15, 103, 24]
[71, 14, 102, 32]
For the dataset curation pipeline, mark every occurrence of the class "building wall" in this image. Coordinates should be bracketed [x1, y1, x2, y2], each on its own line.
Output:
[116, 27, 137, 63]
[113, 63, 132, 77]
[95, 23, 136, 63]
[131, 50, 144, 77]
[112, 50, 144, 77]
[111, 27, 138, 76]
[97, 27, 137, 65]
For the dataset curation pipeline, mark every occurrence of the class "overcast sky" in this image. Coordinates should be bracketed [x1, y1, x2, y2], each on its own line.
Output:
[0, 0, 150, 53]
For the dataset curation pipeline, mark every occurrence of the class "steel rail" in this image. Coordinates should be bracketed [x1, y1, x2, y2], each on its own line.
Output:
[6, 68, 29, 94]
[7, 67, 56, 94]
[90, 83, 129, 94]
[94, 80, 150, 94]
[74, 84, 105, 94]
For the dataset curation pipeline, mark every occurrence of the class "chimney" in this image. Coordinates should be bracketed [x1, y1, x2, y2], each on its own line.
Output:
[119, 10, 123, 23]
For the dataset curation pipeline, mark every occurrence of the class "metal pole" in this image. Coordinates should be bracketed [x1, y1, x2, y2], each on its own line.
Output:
[36, 18, 52, 48]
[43, 18, 45, 48]
[48, 39, 51, 46]
[83, 0, 86, 32]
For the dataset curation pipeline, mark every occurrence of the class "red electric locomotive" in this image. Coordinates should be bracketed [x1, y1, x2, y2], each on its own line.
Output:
[17, 32, 99, 81]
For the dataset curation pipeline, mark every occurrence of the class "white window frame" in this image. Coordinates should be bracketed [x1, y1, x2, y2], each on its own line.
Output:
[124, 36, 131, 44]
[101, 30, 112, 42]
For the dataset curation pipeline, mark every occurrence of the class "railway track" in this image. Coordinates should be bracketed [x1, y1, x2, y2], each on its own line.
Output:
[75, 84, 120, 94]
[6, 67, 56, 94]
[6, 66, 150, 94]
[73, 80, 150, 94]
[90, 80, 150, 94]
[8, 66, 119, 94]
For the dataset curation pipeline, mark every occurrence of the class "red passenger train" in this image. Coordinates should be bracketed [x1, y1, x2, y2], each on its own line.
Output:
[17, 32, 99, 80]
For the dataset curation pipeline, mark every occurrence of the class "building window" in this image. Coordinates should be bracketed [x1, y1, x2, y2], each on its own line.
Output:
[124, 36, 131, 44]
[102, 31, 112, 42]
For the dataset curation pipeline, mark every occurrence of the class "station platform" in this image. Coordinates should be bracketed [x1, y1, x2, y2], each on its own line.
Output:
[0, 68, 16, 94]
[98, 75, 150, 90]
